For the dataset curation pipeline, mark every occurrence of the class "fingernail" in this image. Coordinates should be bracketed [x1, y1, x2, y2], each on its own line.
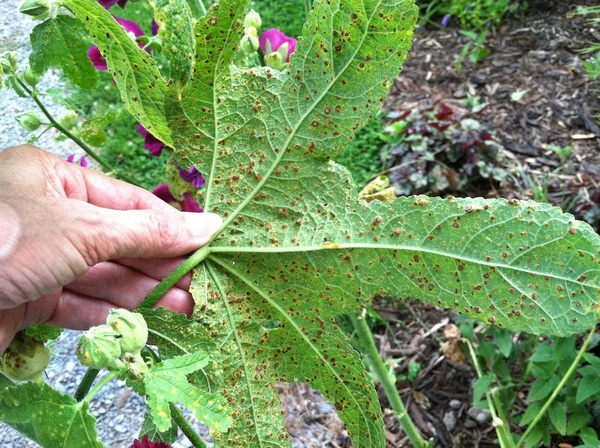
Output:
[183, 212, 223, 243]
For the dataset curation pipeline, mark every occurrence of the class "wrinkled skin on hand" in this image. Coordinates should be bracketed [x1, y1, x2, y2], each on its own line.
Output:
[0, 145, 222, 354]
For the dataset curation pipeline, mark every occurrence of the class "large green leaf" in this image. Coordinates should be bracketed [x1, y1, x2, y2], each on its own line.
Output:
[0, 381, 102, 447]
[163, 0, 419, 445]
[62, 0, 172, 146]
[29, 15, 98, 89]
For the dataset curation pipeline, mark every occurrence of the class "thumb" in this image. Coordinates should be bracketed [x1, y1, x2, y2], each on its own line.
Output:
[79, 207, 223, 263]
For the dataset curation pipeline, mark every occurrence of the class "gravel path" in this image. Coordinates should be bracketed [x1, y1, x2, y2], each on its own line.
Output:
[0, 2, 207, 446]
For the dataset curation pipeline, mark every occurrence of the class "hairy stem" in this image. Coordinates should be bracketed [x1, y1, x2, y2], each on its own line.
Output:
[83, 371, 119, 404]
[137, 245, 211, 309]
[16, 78, 140, 186]
[516, 329, 595, 447]
[74, 368, 100, 402]
[170, 403, 207, 448]
[351, 314, 429, 448]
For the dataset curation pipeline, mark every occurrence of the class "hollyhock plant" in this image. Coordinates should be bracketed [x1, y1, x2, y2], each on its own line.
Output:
[130, 435, 171, 448]
[152, 183, 202, 212]
[137, 123, 164, 156]
[88, 17, 146, 71]
[178, 165, 205, 188]
[259, 28, 296, 70]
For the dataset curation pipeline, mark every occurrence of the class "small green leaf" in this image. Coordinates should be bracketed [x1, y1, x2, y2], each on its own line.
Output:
[144, 352, 232, 433]
[493, 330, 513, 358]
[528, 375, 559, 402]
[0, 382, 102, 447]
[567, 405, 590, 434]
[580, 427, 600, 445]
[548, 401, 567, 435]
[24, 324, 63, 343]
[80, 111, 117, 147]
[576, 373, 600, 403]
[472, 373, 495, 406]
[29, 15, 98, 89]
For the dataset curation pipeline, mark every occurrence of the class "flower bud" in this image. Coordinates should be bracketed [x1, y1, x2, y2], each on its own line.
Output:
[76, 324, 123, 370]
[15, 111, 42, 132]
[22, 67, 41, 87]
[244, 9, 262, 30]
[107, 309, 148, 355]
[0, 51, 18, 74]
[19, 0, 50, 17]
[1, 334, 50, 382]
[264, 51, 286, 70]
[239, 33, 259, 56]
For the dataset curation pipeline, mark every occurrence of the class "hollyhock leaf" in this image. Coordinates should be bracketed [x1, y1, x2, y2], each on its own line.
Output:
[29, 15, 98, 89]
[161, 0, 419, 445]
[63, 0, 172, 147]
[0, 382, 102, 447]
[148, 0, 195, 86]
[80, 111, 117, 147]
[144, 352, 231, 433]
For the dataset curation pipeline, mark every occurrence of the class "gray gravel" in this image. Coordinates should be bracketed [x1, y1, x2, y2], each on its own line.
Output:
[0, 2, 208, 446]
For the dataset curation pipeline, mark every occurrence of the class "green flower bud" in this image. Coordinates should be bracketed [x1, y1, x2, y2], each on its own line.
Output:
[22, 67, 41, 87]
[107, 309, 148, 355]
[243, 9, 262, 30]
[1, 334, 50, 382]
[57, 111, 78, 130]
[15, 111, 42, 132]
[0, 51, 18, 74]
[19, 0, 51, 17]
[239, 33, 259, 56]
[76, 324, 122, 370]
[264, 51, 286, 71]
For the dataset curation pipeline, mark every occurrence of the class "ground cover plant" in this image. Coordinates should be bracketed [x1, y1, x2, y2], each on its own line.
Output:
[1, 0, 600, 447]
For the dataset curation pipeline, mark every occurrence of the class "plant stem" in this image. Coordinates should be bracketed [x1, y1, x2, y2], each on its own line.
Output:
[169, 403, 207, 448]
[516, 329, 595, 447]
[464, 338, 516, 448]
[74, 368, 100, 402]
[137, 245, 211, 309]
[350, 314, 429, 448]
[16, 78, 140, 187]
[83, 371, 119, 404]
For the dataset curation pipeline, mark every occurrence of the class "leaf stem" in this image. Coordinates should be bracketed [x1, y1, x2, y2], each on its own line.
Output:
[137, 245, 211, 309]
[15, 78, 140, 187]
[74, 368, 100, 402]
[169, 402, 207, 448]
[83, 370, 119, 404]
[516, 329, 596, 447]
[350, 314, 429, 448]
[464, 338, 516, 448]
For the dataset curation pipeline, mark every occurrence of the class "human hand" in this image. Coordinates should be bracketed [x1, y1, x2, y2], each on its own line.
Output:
[0, 145, 222, 353]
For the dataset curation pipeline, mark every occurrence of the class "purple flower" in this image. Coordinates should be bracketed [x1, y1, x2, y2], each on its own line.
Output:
[130, 435, 171, 448]
[441, 14, 451, 28]
[152, 183, 202, 212]
[259, 28, 297, 62]
[137, 123, 164, 156]
[98, 0, 128, 9]
[88, 17, 146, 71]
[178, 165, 205, 188]
[66, 154, 89, 167]
[151, 19, 159, 36]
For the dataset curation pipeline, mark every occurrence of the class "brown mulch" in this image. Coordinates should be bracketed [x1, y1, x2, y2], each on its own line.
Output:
[282, 1, 600, 448]
[385, 0, 600, 230]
